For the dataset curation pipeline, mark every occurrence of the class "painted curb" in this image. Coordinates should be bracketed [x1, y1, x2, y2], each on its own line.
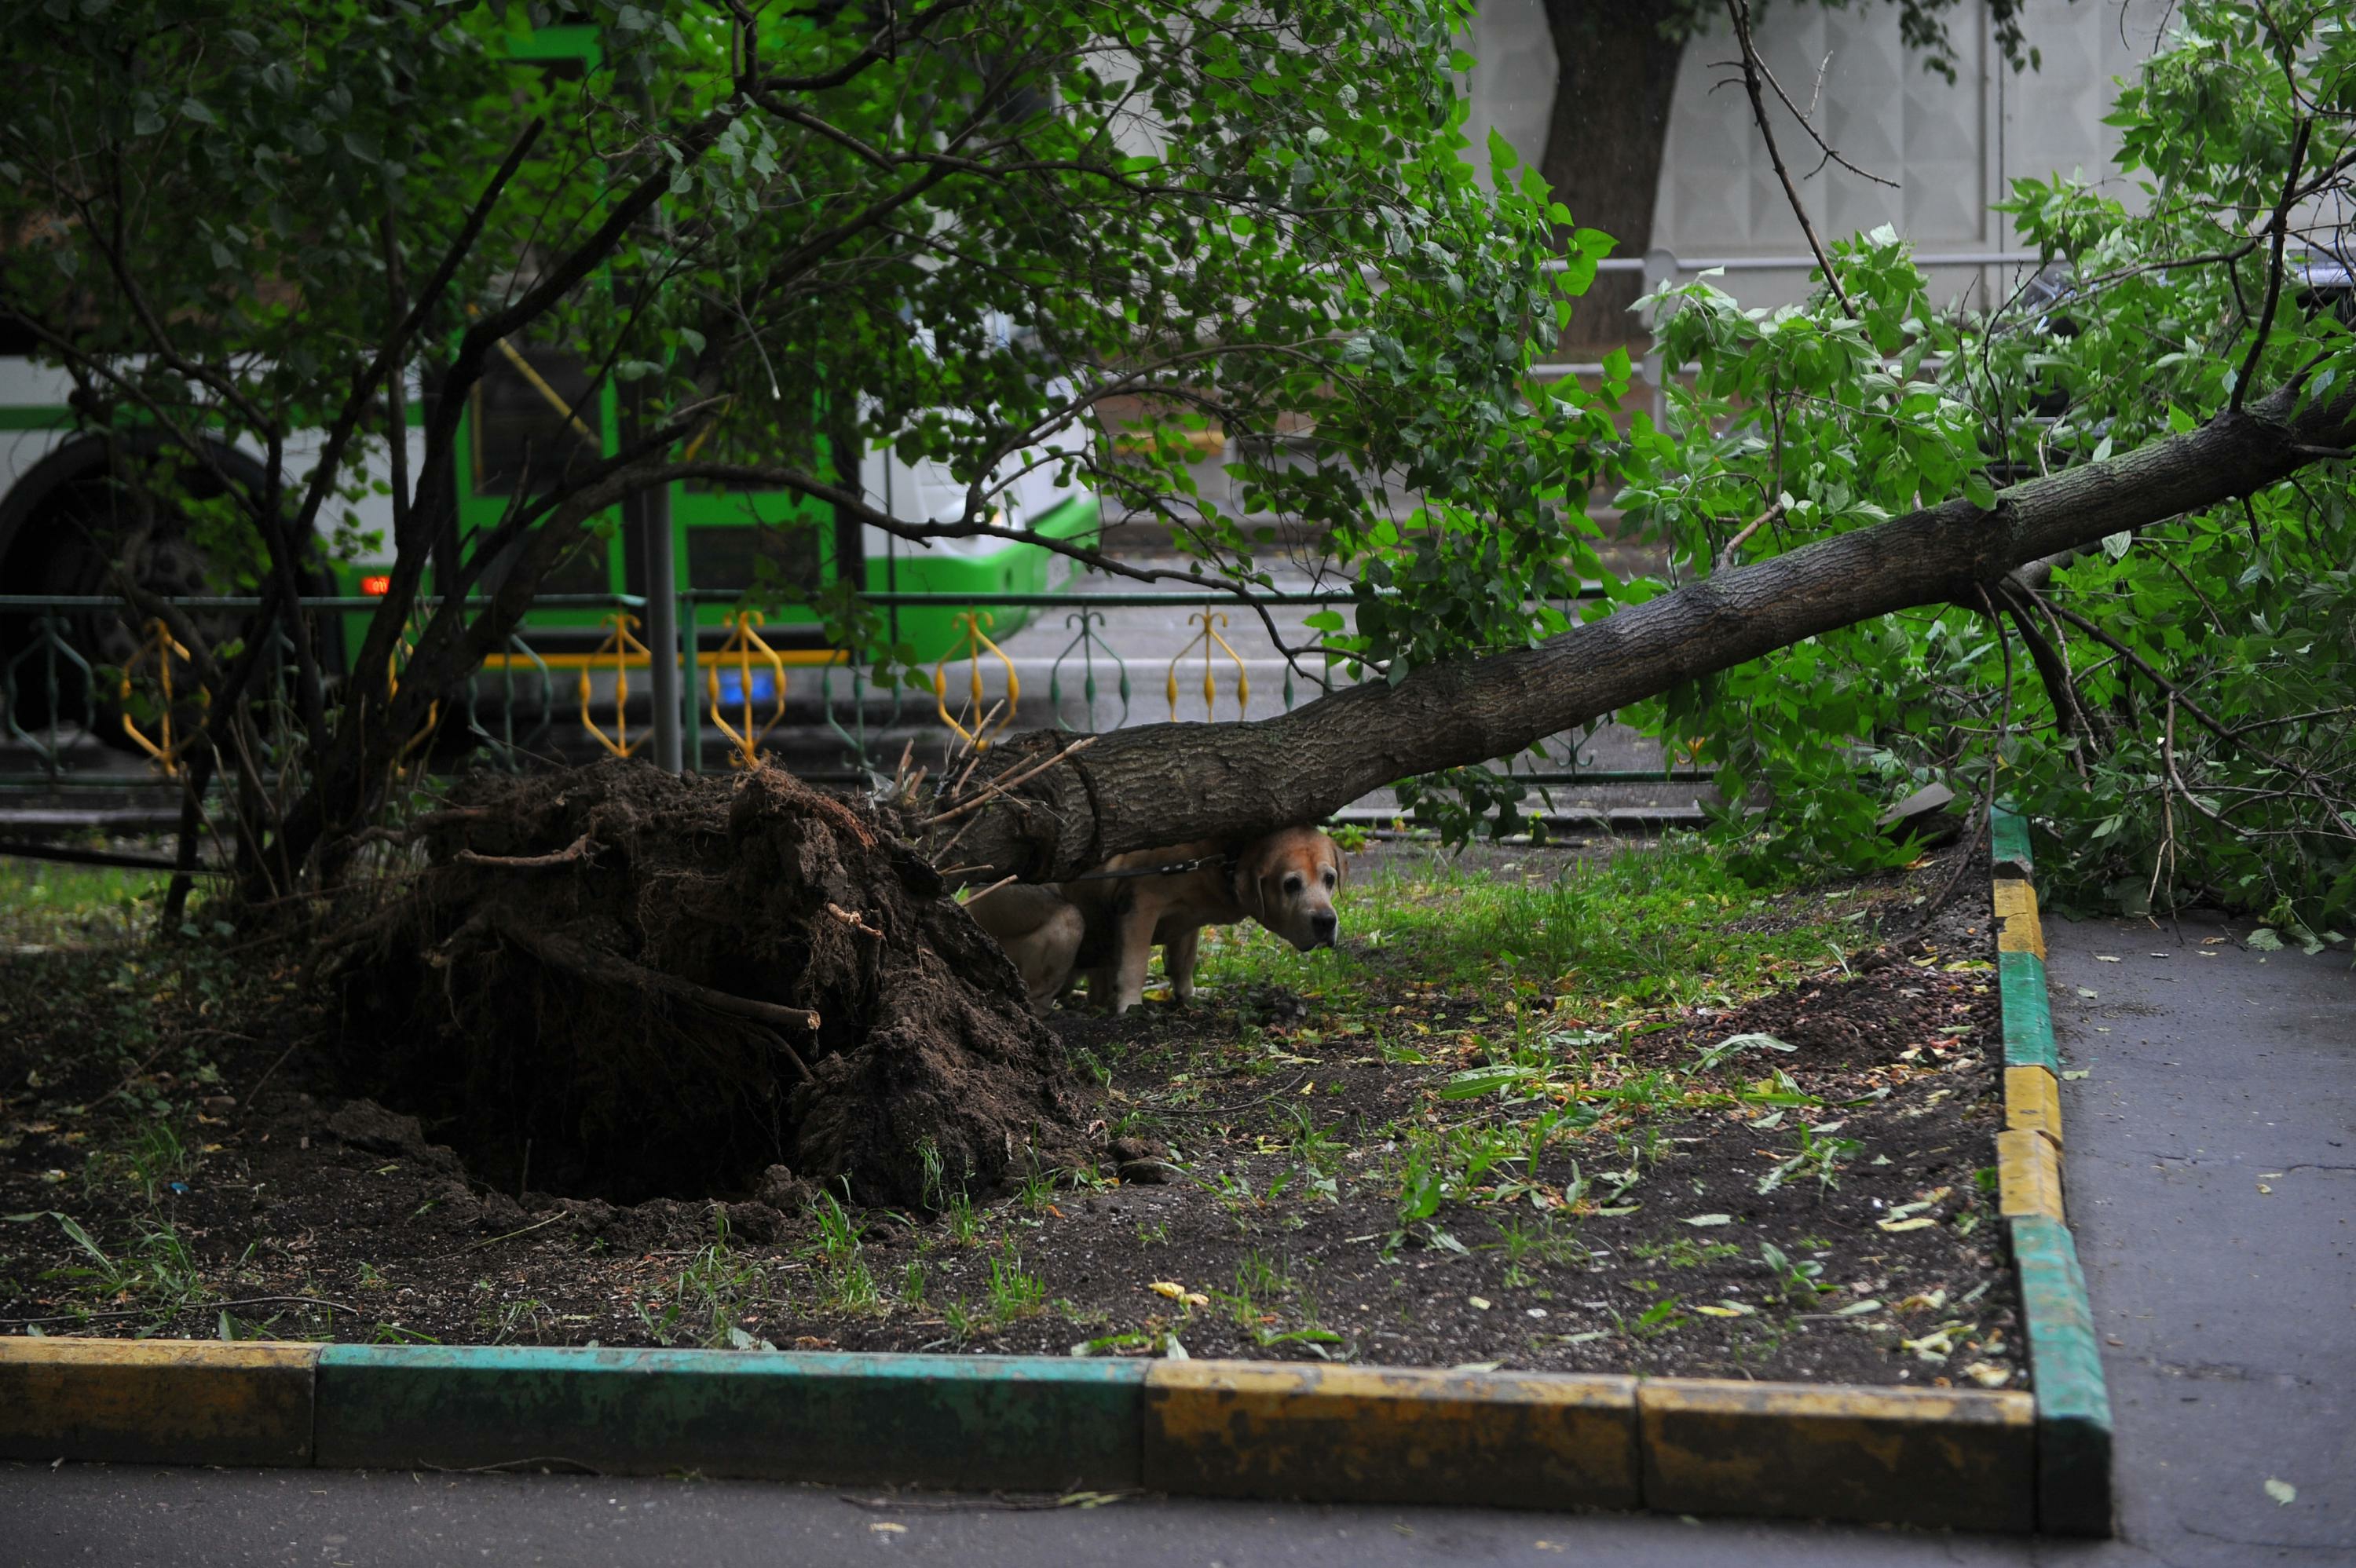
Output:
[315, 1346, 1143, 1488]
[1141, 1361, 1640, 1509]
[1997, 1127, 2067, 1220]
[2005, 1064, 2065, 1150]
[1988, 806, 2117, 1537]
[1999, 950, 2061, 1070]
[0, 809, 2113, 1534]
[1637, 1378, 2035, 1533]
[0, 1338, 314, 1467]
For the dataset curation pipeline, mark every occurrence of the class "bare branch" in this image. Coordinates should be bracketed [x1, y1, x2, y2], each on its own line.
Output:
[1723, 0, 1857, 317]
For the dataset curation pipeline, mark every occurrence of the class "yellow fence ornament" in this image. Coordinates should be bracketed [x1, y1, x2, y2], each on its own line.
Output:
[707, 610, 789, 769]
[118, 619, 207, 777]
[1168, 610, 1249, 722]
[935, 610, 1017, 751]
[580, 613, 651, 758]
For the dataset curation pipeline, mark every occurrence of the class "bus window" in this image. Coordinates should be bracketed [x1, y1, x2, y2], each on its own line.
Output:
[684, 522, 824, 596]
[471, 345, 602, 497]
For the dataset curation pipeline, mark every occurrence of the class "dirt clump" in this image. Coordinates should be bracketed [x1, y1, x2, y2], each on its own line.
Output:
[319, 760, 1085, 1207]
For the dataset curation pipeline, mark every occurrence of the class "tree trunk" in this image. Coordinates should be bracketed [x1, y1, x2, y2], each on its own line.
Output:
[946, 389, 2356, 882]
[1538, 3, 1690, 353]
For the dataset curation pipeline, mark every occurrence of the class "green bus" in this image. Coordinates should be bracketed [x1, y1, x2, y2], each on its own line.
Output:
[0, 22, 1098, 747]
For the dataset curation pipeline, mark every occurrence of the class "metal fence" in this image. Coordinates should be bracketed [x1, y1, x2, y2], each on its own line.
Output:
[0, 587, 1712, 805]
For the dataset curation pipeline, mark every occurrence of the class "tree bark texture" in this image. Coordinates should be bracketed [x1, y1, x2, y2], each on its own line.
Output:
[1538, 3, 1690, 353]
[949, 389, 2356, 883]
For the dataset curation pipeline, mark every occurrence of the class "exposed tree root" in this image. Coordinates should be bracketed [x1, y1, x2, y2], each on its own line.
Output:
[317, 759, 1085, 1206]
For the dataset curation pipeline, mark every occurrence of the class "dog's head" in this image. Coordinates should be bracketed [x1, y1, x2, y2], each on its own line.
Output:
[1238, 827, 1346, 951]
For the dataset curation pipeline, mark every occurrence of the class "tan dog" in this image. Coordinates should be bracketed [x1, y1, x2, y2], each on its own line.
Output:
[966, 828, 1345, 1016]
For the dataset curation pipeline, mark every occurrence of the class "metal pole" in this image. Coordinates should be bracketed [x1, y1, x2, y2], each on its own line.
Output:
[679, 570, 701, 775]
[639, 477, 682, 772]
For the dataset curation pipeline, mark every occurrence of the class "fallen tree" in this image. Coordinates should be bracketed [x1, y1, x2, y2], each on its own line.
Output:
[939, 381, 2356, 884]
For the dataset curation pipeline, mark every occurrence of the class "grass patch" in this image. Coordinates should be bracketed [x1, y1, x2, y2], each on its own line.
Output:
[1189, 832, 1884, 1028]
[0, 855, 169, 948]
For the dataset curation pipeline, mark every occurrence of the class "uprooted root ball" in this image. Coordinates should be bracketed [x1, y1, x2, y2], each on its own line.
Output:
[318, 760, 1085, 1207]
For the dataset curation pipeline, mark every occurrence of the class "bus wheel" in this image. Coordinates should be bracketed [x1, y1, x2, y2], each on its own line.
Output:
[1, 455, 247, 757]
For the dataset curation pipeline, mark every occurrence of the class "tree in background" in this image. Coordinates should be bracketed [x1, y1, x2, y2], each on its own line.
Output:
[1535, 0, 2065, 349]
[1, 0, 1589, 901]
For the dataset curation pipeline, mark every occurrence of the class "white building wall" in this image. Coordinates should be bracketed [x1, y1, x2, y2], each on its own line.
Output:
[1458, 0, 1558, 192]
[1463, 0, 2169, 309]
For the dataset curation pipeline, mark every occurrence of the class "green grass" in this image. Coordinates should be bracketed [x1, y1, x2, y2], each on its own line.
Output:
[1163, 835, 1914, 1255]
[1188, 833, 1878, 1025]
[0, 857, 170, 947]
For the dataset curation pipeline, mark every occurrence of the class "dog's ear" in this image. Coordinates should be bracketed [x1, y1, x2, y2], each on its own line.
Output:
[1332, 842, 1347, 888]
[1233, 838, 1267, 916]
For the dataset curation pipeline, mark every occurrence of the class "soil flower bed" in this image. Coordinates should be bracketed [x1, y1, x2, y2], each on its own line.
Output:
[0, 828, 2023, 1393]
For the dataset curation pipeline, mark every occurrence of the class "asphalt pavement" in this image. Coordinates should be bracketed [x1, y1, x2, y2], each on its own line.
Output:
[2, 911, 2348, 1566]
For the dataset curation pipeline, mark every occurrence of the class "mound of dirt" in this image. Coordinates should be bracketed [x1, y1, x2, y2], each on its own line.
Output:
[319, 760, 1085, 1206]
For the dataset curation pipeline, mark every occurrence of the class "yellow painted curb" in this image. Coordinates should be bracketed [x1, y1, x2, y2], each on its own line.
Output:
[1993, 880, 2045, 959]
[2005, 1064, 2065, 1150]
[0, 1337, 318, 1467]
[1997, 1127, 2066, 1220]
[1638, 1378, 2036, 1531]
[1142, 1360, 1639, 1509]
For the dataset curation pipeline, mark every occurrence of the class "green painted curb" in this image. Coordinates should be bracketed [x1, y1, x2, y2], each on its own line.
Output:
[1988, 804, 2116, 1537]
[2011, 1216, 2115, 1536]
[314, 1346, 1143, 1489]
[1999, 950, 2059, 1070]
[1990, 806, 2035, 876]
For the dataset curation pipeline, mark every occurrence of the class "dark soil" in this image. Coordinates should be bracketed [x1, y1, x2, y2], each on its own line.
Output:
[319, 760, 1085, 1207]
[0, 825, 2024, 1393]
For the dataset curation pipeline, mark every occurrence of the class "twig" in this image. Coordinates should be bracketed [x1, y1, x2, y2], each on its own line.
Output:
[0, 840, 228, 876]
[1718, 502, 1786, 572]
[408, 807, 493, 832]
[1725, 0, 1857, 318]
[419, 1457, 604, 1476]
[86, 1040, 177, 1112]
[2150, 696, 2182, 912]
[1993, 585, 2092, 777]
[1150, 1068, 1315, 1117]
[1, 1295, 360, 1326]
[243, 1037, 305, 1106]
[460, 1214, 566, 1253]
[827, 902, 884, 938]
[960, 874, 1020, 906]
[1912, 592, 2010, 928]
[928, 735, 1099, 825]
[2227, 705, 2356, 736]
[453, 833, 598, 871]
[485, 914, 821, 1039]
[837, 1491, 1134, 1514]
[1752, 46, 1898, 189]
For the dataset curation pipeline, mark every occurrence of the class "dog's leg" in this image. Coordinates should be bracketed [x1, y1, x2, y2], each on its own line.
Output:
[1165, 925, 1201, 1007]
[1110, 904, 1160, 1015]
[1023, 901, 1083, 1013]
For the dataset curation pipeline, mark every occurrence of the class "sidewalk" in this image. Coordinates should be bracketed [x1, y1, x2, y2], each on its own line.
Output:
[2043, 908, 2354, 1561]
[2, 913, 2348, 1565]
